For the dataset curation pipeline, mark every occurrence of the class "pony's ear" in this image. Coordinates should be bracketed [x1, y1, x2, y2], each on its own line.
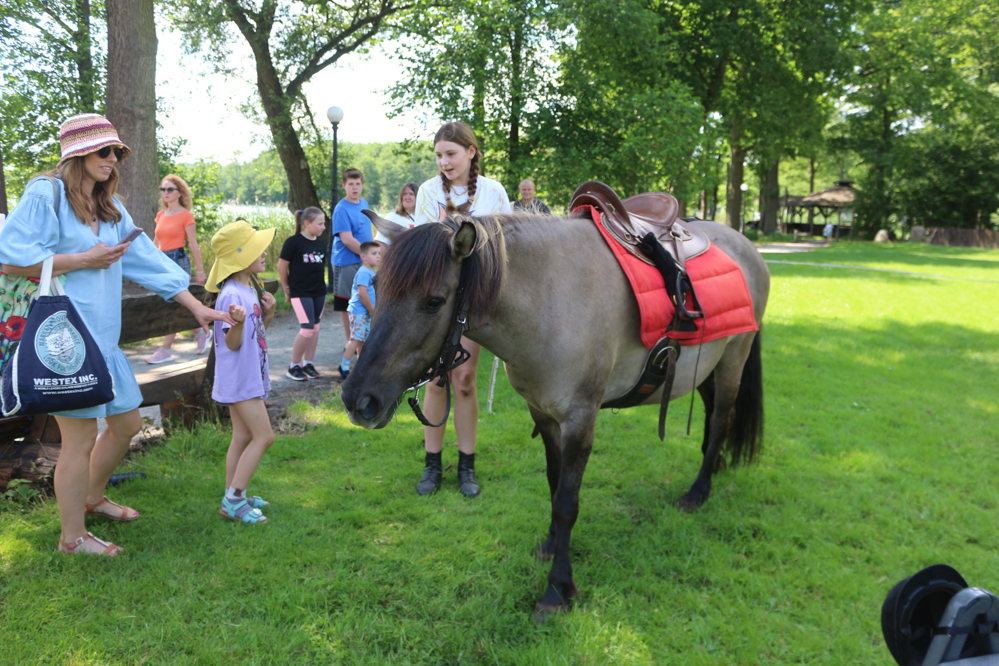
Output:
[450, 220, 477, 260]
[361, 209, 405, 240]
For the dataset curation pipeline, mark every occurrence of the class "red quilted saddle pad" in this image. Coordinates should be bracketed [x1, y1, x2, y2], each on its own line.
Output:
[586, 208, 759, 349]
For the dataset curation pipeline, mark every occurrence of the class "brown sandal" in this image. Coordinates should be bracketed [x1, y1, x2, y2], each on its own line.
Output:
[85, 496, 140, 522]
[58, 532, 123, 557]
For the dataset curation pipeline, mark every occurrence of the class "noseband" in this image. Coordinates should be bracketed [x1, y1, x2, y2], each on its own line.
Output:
[405, 258, 473, 427]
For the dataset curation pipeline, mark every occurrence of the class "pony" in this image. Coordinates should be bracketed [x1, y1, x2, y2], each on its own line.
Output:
[341, 209, 770, 620]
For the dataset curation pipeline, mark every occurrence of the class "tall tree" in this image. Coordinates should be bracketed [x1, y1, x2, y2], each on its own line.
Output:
[654, 0, 858, 228]
[105, 0, 159, 234]
[172, 0, 426, 212]
[528, 0, 704, 203]
[387, 0, 565, 193]
[0, 0, 105, 197]
[839, 0, 999, 233]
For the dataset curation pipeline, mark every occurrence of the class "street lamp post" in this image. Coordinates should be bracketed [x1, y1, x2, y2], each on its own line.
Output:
[326, 105, 344, 293]
[739, 182, 749, 233]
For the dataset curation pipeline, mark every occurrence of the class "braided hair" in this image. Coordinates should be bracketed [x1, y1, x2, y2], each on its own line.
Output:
[435, 122, 480, 215]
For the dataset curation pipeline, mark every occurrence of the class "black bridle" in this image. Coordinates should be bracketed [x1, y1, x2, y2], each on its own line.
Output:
[405, 258, 474, 427]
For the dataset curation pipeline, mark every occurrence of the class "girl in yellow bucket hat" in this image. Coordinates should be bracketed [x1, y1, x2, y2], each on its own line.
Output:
[207, 221, 278, 524]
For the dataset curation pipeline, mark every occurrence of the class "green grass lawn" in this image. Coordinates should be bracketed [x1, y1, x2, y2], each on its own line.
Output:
[2, 242, 998, 665]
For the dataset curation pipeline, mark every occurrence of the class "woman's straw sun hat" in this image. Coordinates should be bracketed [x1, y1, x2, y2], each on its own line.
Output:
[58, 113, 132, 166]
[206, 221, 276, 292]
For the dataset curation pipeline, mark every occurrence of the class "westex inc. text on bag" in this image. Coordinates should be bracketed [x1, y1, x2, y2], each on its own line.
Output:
[1, 256, 115, 416]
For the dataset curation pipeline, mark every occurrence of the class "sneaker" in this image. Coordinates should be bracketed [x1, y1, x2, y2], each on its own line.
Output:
[301, 363, 320, 379]
[337, 367, 350, 381]
[144, 348, 174, 364]
[285, 366, 308, 381]
[195, 328, 212, 355]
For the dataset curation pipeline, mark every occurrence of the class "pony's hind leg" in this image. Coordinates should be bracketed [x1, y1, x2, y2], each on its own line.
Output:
[529, 406, 560, 562]
[677, 338, 752, 512]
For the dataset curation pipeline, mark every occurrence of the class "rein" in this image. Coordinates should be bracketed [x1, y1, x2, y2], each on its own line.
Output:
[405, 258, 474, 427]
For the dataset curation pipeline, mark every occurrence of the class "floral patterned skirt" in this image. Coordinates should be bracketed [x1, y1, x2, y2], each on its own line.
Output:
[0, 270, 65, 368]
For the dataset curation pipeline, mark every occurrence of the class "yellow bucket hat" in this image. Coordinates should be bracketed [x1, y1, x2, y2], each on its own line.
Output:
[206, 221, 276, 292]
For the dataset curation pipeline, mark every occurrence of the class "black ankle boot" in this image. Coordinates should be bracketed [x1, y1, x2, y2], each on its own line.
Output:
[416, 451, 443, 495]
[457, 451, 480, 498]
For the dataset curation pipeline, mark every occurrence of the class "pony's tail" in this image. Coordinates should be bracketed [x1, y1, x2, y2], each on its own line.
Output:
[726, 331, 764, 467]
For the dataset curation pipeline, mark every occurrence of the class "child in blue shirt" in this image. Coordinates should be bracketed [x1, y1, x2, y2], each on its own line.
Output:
[340, 241, 382, 379]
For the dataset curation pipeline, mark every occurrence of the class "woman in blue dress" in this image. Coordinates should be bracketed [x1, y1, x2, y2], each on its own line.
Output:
[0, 114, 233, 557]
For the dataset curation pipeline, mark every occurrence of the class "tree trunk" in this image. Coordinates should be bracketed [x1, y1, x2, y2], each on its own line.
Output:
[506, 23, 524, 192]
[726, 119, 746, 230]
[239, 22, 321, 213]
[105, 0, 159, 236]
[74, 0, 96, 112]
[0, 147, 7, 216]
[760, 158, 779, 235]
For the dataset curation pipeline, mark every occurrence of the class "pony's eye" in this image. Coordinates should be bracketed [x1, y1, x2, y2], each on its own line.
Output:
[425, 296, 446, 312]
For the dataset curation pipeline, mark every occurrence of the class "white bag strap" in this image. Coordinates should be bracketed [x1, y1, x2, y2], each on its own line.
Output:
[37, 256, 65, 297]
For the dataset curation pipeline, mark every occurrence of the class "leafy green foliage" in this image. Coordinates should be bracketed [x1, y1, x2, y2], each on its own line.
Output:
[388, 0, 567, 193]
[0, 0, 106, 196]
[1, 479, 42, 510]
[837, 0, 999, 233]
[167, 0, 438, 211]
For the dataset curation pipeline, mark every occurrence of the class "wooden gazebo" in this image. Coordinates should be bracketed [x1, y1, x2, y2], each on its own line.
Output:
[781, 179, 858, 239]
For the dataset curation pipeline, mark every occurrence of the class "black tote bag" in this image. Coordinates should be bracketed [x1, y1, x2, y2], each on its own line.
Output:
[1, 257, 115, 416]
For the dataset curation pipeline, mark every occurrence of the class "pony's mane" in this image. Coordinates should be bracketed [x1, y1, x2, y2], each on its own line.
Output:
[378, 214, 507, 320]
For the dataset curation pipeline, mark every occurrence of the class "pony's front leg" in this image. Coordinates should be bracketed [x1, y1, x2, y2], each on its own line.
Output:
[528, 406, 561, 562]
[534, 406, 597, 622]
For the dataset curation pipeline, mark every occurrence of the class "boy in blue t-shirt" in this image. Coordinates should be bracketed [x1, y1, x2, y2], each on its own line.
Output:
[331, 168, 373, 345]
[340, 241, 383, 379]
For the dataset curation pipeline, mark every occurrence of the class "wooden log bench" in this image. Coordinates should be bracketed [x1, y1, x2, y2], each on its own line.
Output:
[0, 280, 278, 491]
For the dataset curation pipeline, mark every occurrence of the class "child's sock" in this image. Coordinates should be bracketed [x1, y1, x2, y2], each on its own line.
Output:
[341, 357, 351, 371]
[303, 358, 313, 365]
[225, 487, 246, 502]
[289, 362, 301, 369]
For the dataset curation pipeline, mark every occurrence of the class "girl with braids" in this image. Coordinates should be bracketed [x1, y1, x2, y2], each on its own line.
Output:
[412, 121, 512, 498]
[278, 207, 327, 380]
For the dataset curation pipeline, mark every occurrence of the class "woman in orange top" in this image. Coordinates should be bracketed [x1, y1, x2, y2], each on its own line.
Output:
[145, 174, 209, 363]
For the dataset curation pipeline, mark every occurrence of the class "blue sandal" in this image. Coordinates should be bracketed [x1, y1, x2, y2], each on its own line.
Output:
[219, 497, 267, 524]
[246, 496, 269, 509]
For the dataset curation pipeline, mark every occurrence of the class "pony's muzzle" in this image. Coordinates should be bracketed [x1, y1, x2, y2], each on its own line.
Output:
[340, 386, 391, 429]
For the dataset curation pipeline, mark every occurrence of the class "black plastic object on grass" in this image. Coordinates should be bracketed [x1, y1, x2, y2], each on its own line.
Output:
[107, 472, 146, 487]
[882, 564, 999, 665]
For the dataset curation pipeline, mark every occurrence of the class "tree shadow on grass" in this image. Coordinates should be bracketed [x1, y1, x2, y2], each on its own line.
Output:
[766, 242, 999, 273]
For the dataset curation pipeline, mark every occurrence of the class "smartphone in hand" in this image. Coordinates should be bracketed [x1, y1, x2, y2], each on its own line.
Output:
[116, 228, 144, 246]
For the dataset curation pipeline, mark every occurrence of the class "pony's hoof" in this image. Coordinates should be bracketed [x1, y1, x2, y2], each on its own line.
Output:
[533, 603, 565, 623]
[676, 495, 703, 513]
[533, 580, 578, 622]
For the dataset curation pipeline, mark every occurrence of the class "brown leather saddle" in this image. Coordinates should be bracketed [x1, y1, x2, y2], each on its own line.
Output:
[569, 181, 709, 270]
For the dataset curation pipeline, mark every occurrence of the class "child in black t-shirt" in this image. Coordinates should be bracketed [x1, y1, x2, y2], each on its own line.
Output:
[278, 207, 327, 380]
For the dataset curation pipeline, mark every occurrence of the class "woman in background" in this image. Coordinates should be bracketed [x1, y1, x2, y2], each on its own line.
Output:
[375, 182, 418, 244]
[145, 174, 209, 363]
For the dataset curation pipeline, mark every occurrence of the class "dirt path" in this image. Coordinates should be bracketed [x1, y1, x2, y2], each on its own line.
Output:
[120, 305, 349, 437]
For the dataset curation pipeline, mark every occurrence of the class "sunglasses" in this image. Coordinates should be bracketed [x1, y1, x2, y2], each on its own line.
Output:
[159, 187, 179, 193]
[97, 145, 126, 160]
